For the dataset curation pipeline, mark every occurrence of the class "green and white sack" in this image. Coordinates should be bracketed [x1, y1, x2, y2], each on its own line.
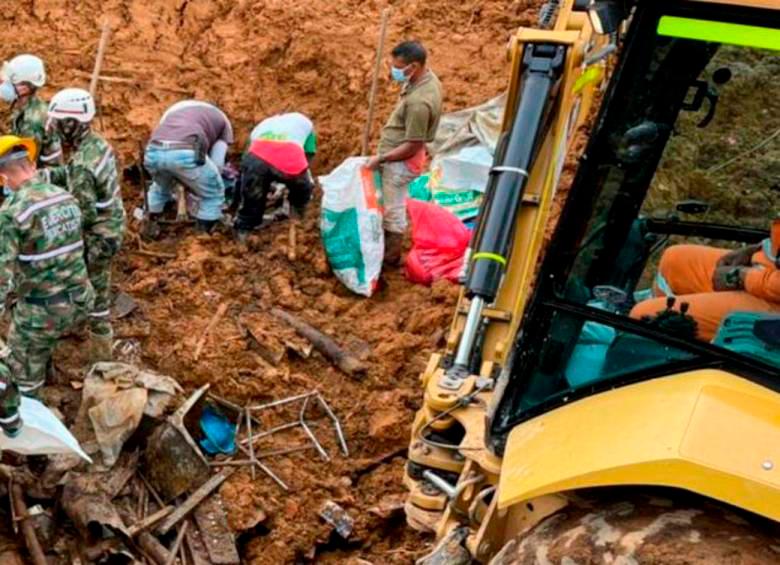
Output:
[320, 157, 384, 297]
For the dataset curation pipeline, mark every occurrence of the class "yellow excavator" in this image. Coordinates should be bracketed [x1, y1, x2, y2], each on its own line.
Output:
[404, 0, 780, 562]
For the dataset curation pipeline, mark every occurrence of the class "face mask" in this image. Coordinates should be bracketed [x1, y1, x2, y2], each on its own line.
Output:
[0, 81, 17, 103]
[390, 65, 410, 83]
[55, 118, 87, 144]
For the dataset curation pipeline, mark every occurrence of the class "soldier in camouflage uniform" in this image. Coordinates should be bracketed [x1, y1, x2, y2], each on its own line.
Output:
[1, 54, 62, 167]
[48, 88, 125, 363]
[0, 136, 94, 435]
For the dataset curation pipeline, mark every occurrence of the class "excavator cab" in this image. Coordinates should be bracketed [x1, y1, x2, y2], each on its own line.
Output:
[492, 1, 780, 450]
[406, 1, 780, 562]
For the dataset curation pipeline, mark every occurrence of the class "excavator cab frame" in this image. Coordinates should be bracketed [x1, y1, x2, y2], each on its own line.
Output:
[405, 0, 780, 562]
[489, 0, 780, 445]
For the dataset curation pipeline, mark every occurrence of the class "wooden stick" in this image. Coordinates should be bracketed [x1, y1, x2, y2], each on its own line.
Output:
[10, 483, 46, 565]
[138, 473, 165, 507]
[175, 185, 188, 221]
[137, 532, 170, 565]
[194, 302, 229, 361]
[138, 140, 149, 217]
[127, 505, 175, 538]
[271, 308, 367, 378]
[89, 19, 112, 98]
[164, 522, 188, 565]
[156, 470, 233, 536]
[361, 8, 392, 156]
[131, 249, 176, 260]
[288, 221, 297, 261]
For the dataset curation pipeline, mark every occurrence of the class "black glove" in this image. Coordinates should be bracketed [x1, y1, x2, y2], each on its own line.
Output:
[641, 297, 699, 340]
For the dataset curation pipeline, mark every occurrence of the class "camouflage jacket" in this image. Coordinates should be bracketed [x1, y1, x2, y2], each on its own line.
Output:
[10, 95, 62, 167]
[0, 177, 90, 302]
[50, 131, 126, 243]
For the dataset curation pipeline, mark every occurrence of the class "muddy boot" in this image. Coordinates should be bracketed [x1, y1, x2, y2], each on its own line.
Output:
[141, 213, 161, 240]
[89, 330, 114, 365]
[195, 219, 217, 234]
[384, 231, 404, 267]
[234, 228, 250, 243]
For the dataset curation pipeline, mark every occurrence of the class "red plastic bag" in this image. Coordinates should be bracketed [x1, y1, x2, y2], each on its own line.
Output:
[405, 199, 472, 286]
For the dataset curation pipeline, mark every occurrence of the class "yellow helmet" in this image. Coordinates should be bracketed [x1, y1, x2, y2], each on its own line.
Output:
[0, 135, 37, 167]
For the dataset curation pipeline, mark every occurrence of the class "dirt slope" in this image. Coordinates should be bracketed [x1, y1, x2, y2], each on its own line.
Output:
[0, 1, 544, 563]
[0, 0, 532, 169]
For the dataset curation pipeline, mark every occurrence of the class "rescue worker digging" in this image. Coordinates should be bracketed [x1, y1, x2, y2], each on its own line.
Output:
[234, 112, 317, 241]
[144, 100, 234, 234]
[0, 136, 93, 432]
[47, 88, 126, 362]
[1, 54, 62, 168]
[631, 215, 780, 341]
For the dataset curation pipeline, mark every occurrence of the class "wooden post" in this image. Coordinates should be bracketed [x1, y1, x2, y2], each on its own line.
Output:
[288, 221, 297, 261]
[10, 483, 47, 565]
[361, 8, 392, 156]
[90, 19, 112, 98]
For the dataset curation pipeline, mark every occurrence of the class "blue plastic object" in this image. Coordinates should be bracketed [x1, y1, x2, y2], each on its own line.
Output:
[713, 312, 780, 367]
[199, 405, 237, 456]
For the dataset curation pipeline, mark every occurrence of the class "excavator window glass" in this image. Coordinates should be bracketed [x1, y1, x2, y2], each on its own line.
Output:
[494, 1, 780, 436]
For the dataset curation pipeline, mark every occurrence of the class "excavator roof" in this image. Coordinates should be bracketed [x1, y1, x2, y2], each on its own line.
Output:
[689, 0, 778, 9]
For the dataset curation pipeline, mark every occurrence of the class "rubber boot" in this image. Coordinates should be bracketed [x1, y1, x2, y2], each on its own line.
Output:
[195, 219, 217, 234]
[384, 231, 404, 267]
[89, 330, 114, 365]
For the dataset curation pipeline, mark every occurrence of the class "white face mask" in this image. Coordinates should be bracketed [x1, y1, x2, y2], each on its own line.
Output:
[0, 81, 17, 103]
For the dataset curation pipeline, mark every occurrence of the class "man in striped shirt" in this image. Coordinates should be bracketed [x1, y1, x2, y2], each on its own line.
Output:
[0, 136, 94, 433]
[48, 88, 126, 363]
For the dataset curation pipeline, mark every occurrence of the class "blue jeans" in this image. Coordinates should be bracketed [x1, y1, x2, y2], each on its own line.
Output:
[144, 146, 225, 221]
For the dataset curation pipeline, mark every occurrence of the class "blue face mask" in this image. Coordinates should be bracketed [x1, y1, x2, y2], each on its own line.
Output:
[0, 81, 17, 103]
[390, 65, 410, 83]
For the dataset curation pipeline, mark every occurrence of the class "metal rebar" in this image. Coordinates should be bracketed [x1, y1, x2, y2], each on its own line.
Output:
[315, 393, 349, 457]
[237, 444, 289, 491]
[249, 391, 317, 412]
[245, 407, 257, 480]
[299, 396, 329, 461]
[238, 421, 299, 447]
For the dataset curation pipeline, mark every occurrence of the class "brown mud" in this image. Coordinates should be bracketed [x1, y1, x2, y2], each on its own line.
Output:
[0, 1, 543, 562]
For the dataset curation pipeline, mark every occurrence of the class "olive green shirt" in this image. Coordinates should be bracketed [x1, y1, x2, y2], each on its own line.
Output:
[378, 71, 443, 156]
[10, 95, 62, 167]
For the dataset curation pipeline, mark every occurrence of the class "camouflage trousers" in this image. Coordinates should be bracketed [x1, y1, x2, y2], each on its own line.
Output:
[86, 236, 122, 337]
[7, 286, 94, 396]
[0, 353, 21, 431]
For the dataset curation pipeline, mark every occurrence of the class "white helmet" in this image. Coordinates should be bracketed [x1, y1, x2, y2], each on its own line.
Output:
[1, 54, 46, 87]
[48, 88, 96, 123]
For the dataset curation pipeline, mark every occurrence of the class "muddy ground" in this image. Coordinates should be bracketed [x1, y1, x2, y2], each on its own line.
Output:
[0, 1, 543, 563]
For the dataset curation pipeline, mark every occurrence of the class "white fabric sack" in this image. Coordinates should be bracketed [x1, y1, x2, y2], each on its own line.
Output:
[0, 397, 91, 461]
[320, 157, 384, 297]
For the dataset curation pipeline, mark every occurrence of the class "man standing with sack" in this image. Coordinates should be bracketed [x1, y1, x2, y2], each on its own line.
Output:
[144, 100, 234, 234]
[366, 40, 443, 267]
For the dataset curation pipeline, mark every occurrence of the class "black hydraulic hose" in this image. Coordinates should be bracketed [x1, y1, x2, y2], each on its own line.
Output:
[466, 44, 565, 301]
